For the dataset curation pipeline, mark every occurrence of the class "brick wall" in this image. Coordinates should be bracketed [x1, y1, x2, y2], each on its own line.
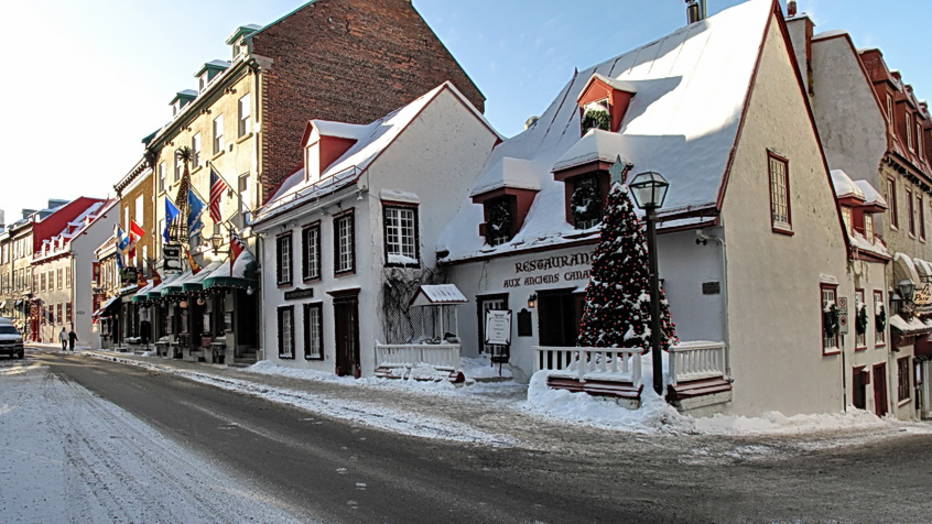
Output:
[250, 0, 485, 203]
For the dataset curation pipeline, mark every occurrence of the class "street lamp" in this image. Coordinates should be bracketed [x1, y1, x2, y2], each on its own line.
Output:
[629, 171, 670, 396]
[898, 279, 916, 303]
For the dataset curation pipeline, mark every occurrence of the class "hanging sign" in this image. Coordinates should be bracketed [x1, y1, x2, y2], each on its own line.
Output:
[485, 309, 512, 345]
[914, 283, 932, 306]
[162, 244, 183, 274]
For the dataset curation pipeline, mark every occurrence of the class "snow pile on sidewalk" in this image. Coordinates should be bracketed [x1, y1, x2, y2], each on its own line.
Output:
[244, 360, 460, 395]
[692, 408, 905, 436]
[461, 356, 514, 380]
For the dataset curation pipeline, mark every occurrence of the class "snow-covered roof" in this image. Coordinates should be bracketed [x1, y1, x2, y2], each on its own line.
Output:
[576, 73, 639, 100]
[853, 180, 887, 208]
[552, 129, 630, 173]
[410, 284, 468, 306]
[469, 157, 541, 197]
[830, 169, 865, 200]
[256, 81, 499, 225]
[889, 314, 932, 335]
[308, 120, 371, 141]
[439, 0, 773, 262]
[849, 231, 890, 259]
[33, 199, 115, 262]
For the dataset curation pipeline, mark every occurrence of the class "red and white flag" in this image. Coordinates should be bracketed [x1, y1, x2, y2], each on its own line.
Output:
[230, 229, 246, 273]
[209, 166, 230, 223]
[128, 219, 145, 244]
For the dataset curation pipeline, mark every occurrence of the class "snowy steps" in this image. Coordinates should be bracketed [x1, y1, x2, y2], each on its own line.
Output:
[546, 376, 643, 403]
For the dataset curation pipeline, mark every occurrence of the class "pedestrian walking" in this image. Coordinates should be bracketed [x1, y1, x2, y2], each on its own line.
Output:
[68, 328, 78, 351]
[59, 327, 67, 351]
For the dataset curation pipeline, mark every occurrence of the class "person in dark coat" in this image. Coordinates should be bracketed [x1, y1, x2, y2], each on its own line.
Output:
[68, 327, 78, 351]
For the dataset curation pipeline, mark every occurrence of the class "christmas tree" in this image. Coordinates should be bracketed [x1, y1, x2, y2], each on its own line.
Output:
[577, 182, 677, 351]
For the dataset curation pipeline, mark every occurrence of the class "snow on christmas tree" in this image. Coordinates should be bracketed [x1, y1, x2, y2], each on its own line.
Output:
[577, 182, 677, 351]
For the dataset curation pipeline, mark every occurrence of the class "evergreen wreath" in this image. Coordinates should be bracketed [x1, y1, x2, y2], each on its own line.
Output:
[855, 303, 868, 336]
[571, 177, 601, 227]
[875, 303, 886, 333]
[487, 199, 513, 238]
[823, 303, 840, 338]
[582, 107, 611, 133]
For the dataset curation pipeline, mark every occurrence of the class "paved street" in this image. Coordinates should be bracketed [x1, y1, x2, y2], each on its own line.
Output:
[3, 349, 932, 523]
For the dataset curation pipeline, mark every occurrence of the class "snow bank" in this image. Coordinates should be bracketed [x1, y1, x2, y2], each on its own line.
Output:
[244, 360, 458, 395]
[461, 356, 514, 380]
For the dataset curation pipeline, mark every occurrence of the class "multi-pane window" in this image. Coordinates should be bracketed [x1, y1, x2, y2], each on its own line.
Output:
[174, 151, 183, 181]
[907, 189, 916, 236]
[213, 114, 224, 153]
[383, 205, 418, 265]
[238, 94, 251, 137]
[886, 94, 894, 128]
[66, 303, 72, 326]
[278, 306, 294, 359]
[874, 290, 885, 346]
[887, 178, 898, 229]
[570, 175, 603, 229]
[276, 233, 292, 286]
[303, 303, 323, 360]
[57, 268, 63, 289]
[302, 223, 321, 281]
[920, 193, 926, 241]
[485, 197, 515, 246]
[334, 212, 355, 274]
[158, 162, 166, 193]
[821, 284, 839, 353]
[918, 122, 925, 158]
[768, 152, 791, 231]
[855, 289, 866, 349]
[898, 357, 911, 402]
[65, 267, 71, 288]
[906, 113, 914, 151]
[841, 207, 852, 233]
[192, 133, 202, 167]
[40, 273, 46, 292]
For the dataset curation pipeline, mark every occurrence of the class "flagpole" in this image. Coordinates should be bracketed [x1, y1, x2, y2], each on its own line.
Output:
[208, 160, 255, 214]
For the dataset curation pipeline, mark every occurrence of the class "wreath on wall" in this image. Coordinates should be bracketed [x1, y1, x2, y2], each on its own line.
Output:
[487, 200, 513, 236]
[571, 177, 601, 227]
[875, 303, 887, 333]
[823, 302, 840, 338]
[855, 303, 868, 336]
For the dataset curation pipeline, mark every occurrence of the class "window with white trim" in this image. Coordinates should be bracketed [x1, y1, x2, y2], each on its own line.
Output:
[158, 162, 166, 193]
[278, 306, 294, 359]
[768, 152, 791, 231]
[855, 289, 866, 349]
[302, 223, 321, 281]
[238, 94, 251, 137]
[898, 356, 911, 402]
[383, 205, 418, 266]
[841, 207, 852, 233]
[907, 112, 914, 151]
[276, 233, 292, 286]
[191, 132, 202, 167]
[334, 212, 355, 274]
[821, 284, 839, 353]
[303, 302, 323, 360]
[886, 94, 894, 128]
[887, 178, 898, 229]
[874, 290, 886, 346]
[907, 188, 915, 236]
[213, 114, 224, 154]
[174, 151, 183, 181]
[918, 122, 925, 158]
[865, 214, 874, 242]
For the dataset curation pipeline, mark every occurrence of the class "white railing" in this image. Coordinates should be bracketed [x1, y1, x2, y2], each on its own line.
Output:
[669, 341, 727, 385]
[374, 343, 460, 370]
[533, 346, 642, 384]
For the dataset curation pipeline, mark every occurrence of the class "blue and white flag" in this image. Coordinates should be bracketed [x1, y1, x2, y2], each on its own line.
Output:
[114, 225, 130, 252]
[164, 197, 180, 243]
[188, 189, 205, 235]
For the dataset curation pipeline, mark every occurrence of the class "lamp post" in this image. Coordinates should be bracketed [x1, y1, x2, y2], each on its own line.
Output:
[628, 171, 670, 396]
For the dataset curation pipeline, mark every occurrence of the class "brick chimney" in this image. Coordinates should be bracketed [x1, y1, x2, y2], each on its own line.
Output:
[787, 1, 798, 17]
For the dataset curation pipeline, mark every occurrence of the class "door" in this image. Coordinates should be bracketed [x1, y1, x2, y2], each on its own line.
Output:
[873, 363, 888, 417]
[538, 289, 585, 347]
[477, 294, 509, 362]
[334, 298, 360, 377]
[852, 367, 867, 410]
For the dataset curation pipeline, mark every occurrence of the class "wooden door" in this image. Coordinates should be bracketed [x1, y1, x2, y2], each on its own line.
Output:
[873, 363, 888, 417]
[852, 367, 867, 410]
[334, 298, 360, 377]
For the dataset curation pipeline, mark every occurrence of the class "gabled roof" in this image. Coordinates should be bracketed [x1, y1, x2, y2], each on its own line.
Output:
[439, 0, 775, 262]
[255, 81, 500, 225]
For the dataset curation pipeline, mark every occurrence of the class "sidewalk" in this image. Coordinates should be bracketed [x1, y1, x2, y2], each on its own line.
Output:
[52, 347, 932, 460]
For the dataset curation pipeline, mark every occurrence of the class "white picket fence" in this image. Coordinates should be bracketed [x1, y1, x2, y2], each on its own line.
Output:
[374, 343, 460, 370]
[669, 341, 727, 385]
[533, 346, 642, 383]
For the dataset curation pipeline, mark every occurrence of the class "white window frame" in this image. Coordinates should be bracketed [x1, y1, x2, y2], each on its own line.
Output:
[238, 94, 251, 137]
[213, 114, 224, 154]
[383, 205, 418, 265]
[334, 212, 354, 274]
[303, 303, 323, 360]
[192, 132, 202, 167]
[907, 112, 914, 151]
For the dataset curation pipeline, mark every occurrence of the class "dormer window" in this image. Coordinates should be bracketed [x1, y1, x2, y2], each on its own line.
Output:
[906, 112, 914, 151]
[581, 100, 611, 135]
[483, 197, 516, 246]
[198, 75, 206, 93]
[569, 174, 603, 229]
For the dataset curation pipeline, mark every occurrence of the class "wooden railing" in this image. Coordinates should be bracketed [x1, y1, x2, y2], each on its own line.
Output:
[374, 343, 460, 370]
[533, 346, 642, 384]
[669, 341, 727, 385]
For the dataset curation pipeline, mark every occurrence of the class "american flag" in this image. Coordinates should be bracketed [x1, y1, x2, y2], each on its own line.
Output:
[209, 166, 230, 223]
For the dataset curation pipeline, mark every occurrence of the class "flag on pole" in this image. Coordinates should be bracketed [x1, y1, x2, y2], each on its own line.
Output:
[209, 166, 230, 223]
[164, 198, 180, 243]
[114, 225, 130, 252]
[188, 190, 206, 235]
[129, 220, 145, 245]
[230, 229, 247, 273]
[185, 248, 202, 275]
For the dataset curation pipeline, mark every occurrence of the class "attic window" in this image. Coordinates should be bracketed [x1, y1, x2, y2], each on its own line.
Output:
[570, 174, 603, 229]
[581, 100, 611, 135]
[484, 197, 516, 246]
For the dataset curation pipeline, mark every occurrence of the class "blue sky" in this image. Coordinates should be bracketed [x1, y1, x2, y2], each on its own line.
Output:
[0, 0, 929, 222]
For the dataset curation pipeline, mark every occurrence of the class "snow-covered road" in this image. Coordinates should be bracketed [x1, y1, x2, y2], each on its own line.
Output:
[0, 358, 303, 523]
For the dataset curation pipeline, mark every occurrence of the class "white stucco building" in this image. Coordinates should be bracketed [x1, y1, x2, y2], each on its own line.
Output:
[253, 82, 500, 377]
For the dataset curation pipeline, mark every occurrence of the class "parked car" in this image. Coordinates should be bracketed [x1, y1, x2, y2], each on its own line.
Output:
[0, 318, 25, 359]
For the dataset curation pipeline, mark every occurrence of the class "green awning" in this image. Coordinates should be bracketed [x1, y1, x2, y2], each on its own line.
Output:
[202, 252, 257, 290]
